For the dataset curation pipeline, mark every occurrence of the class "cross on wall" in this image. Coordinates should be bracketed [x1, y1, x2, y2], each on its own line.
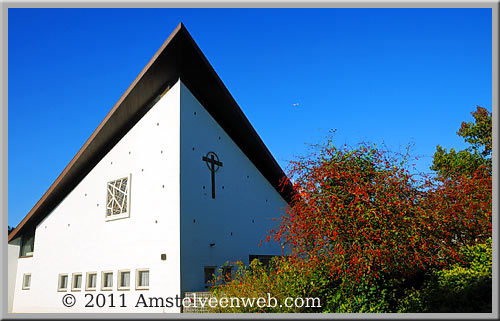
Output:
[202, 152, 223, 199]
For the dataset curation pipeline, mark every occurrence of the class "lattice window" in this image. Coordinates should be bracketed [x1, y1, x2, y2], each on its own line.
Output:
[106, 175, 130, 220]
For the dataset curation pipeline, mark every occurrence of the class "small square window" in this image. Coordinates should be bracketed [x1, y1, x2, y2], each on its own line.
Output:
[136, 269, 149, 290]
[72, 273, 82, 291]
[22, 273, 31, 290]
[101, 271, 113, 291]
[58, 274, 68, 292]
[118, 270, 130, 290]
[86, 272, 97, 291]
[106, 175, 131, 221]
[204, 266, 216, 284]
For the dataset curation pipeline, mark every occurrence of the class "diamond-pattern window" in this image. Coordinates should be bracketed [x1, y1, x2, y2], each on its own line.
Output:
[106, 176, 130, 219]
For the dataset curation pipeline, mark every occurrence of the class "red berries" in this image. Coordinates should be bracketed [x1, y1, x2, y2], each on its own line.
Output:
[266, 142, 491, 286]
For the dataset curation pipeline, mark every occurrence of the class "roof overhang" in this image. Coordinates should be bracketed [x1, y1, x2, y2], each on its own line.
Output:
[8, 23, 294, 242]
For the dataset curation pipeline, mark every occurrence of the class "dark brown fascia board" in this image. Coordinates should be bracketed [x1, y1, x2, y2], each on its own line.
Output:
[8, 23, 293, 243]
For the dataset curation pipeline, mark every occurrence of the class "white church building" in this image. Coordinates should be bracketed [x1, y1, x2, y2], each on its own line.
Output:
[7, 23, 293, 313]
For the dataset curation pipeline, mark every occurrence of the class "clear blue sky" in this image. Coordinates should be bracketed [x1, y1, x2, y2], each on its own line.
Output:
[8, 8, 492, 227]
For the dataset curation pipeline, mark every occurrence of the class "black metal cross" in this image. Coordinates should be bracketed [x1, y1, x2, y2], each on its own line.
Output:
[202, 152, 223, 199]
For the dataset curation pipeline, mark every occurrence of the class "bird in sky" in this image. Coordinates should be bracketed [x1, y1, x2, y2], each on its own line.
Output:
[292, 103, 299, 107]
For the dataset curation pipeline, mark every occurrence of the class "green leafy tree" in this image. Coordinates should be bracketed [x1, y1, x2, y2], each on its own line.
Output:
[431, 106, 492, 178]
[398, 239, 492, 313]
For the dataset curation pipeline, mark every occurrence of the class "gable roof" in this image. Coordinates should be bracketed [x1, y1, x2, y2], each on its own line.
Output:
[8, 23, 294, 242]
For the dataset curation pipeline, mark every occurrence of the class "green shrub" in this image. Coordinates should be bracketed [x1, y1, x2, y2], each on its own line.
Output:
[323, 275, 398, 313]
[209, 240, 491, 313]
[209, 257, 335, 313]
[397, 239, 492, 313]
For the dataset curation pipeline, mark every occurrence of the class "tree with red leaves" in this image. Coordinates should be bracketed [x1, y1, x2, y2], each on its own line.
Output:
[273, 139, 491, 288]
[210, 108, 491, 312]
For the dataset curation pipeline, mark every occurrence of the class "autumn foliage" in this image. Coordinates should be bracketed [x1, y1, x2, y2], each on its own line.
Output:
[210, 107, 492, 312]
[272, 140, 491, 287]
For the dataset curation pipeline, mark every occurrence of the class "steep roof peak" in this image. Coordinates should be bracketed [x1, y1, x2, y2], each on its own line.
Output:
[8, 23, 293, 242]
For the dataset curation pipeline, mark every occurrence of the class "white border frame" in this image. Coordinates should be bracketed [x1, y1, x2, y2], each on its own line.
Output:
[2, 5, 497, 320]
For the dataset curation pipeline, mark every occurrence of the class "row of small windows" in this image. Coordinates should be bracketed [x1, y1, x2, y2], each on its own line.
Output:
[57, 269, 149, 292]
[22, 269, 149, 291]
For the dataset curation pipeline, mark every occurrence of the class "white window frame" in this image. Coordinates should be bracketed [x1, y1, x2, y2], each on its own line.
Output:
[135, 269, 149, 290]
[86, 272, 97, 291]
[101, 271, 113, 291]
[58, 274, 68, 292]
[22, 273, 31, 290]
[118, 270, 131, 291]
[71, 273, 83, 292]
[105, 173, 132, 221]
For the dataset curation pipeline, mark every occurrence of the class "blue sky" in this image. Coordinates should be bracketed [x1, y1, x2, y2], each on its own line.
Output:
[8, 8, 492, 227]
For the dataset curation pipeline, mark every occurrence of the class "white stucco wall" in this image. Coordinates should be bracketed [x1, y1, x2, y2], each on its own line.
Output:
[11, 81, 182, 313]
[8, 238, 21, 313]
[179, 81, 287, 293]
[10, 78, 288, 313]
